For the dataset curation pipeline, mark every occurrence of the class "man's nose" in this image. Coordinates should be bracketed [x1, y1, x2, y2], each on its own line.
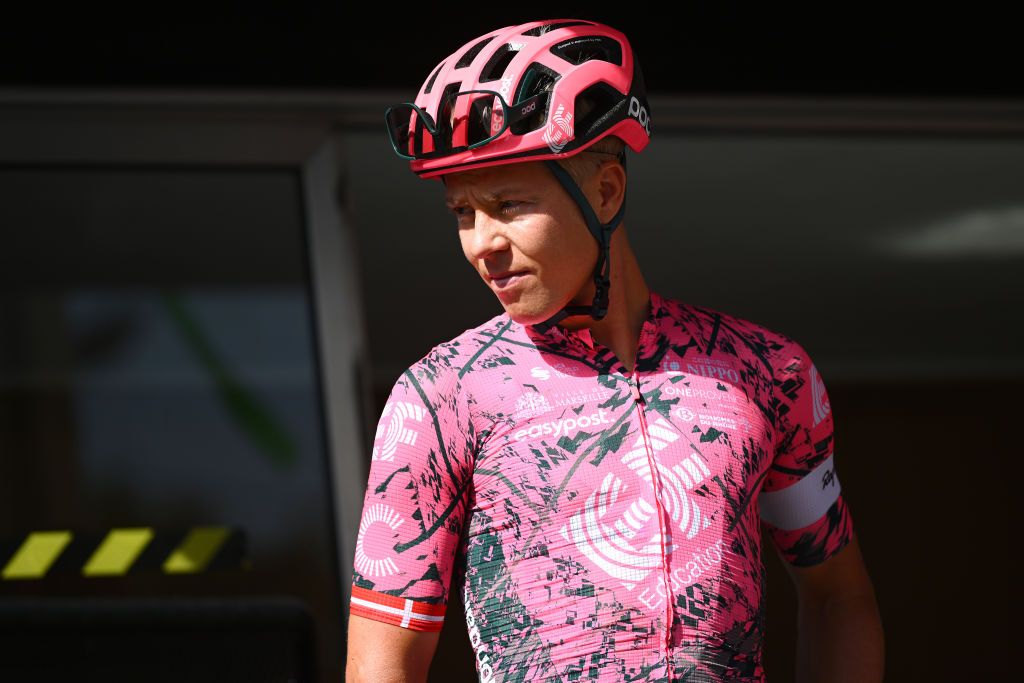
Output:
[468, 210, 510, 260]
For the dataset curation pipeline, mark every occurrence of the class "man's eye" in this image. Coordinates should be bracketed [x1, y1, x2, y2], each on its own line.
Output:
[499, 201, 521, 214]
[450, 206, 472, 219]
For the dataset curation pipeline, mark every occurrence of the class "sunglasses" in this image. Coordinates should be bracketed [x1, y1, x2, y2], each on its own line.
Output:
[385, 89, 549, 160]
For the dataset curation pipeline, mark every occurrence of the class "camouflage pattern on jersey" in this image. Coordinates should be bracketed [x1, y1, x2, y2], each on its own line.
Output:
[350, 290, 854, 681]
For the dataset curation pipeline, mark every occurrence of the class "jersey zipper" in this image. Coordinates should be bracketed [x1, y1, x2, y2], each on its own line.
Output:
[630, 367, 675, 655]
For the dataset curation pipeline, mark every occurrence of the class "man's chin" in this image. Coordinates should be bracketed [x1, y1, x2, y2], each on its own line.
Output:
[502, 300, 577, 327]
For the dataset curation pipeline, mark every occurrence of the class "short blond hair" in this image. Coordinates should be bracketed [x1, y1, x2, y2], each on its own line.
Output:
[556, 135, 627, 185]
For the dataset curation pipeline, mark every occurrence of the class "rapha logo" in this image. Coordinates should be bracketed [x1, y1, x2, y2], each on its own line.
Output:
[628, 96, 651, 135]
[543, 103, 573, 153]
[821, 466, 837, 489]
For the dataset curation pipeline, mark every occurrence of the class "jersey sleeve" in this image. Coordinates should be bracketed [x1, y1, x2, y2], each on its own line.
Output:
[349, 350, 477, 631]
[759, 335, 854, 567]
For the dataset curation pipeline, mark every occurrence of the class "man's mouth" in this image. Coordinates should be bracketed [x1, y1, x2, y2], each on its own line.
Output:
[491, 272, 527, 288]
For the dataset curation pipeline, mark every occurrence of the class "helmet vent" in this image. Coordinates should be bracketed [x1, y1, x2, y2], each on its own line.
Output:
[521, 21, 590, 36]
[455, 36, 496, 69]
[574, 82, 625, 139]
[423, 63, 445, 94]
[550, 35, 623, 66]
[436, 81, 462, 126]
[479, 43, 521, 83]
[511, 63, 560, 134]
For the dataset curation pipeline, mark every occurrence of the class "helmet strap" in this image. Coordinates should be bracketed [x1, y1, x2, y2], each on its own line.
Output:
[531, 156, 627, 334]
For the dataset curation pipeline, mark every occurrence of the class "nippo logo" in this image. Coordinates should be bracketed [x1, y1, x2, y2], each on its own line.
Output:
[543, 103, 574, 153]
[628, 96, 651, 135]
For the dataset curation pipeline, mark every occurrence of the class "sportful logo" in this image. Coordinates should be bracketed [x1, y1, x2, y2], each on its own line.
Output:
[543, 103, 573, 153]
[530, 366, 551, 381]
[354, 504, 405, 578]
[528, 366, 552, 382]
[809, 363, 831, 426]
[530, 363, 572, 381]
[628, 96, 651, 135]
[373, 401, 426, 462]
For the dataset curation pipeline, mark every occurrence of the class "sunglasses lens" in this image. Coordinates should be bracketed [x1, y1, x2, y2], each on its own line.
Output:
[386, 91, 508, 160]
[385, 105, 431, 159]
[452, 91, 505, 147]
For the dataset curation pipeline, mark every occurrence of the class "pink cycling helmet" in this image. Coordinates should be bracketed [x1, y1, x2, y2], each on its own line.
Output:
[386, 18, 651, 178]
[385, 19, 652, 331]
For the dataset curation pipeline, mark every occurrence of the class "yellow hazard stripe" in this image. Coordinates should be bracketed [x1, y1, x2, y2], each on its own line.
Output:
[2, 531, 72, 579]
[82, 528, 154, 576]
[163, 526, 229, 574]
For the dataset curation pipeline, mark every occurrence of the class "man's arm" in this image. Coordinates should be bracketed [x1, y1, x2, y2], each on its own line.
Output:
[346, 614, 441, 683]
[781, 533, 884, 683]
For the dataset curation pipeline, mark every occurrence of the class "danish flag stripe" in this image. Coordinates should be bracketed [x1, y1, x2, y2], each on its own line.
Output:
[350, 586, 445, 631]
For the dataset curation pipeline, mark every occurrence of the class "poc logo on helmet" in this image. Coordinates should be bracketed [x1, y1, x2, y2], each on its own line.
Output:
[628, 96, 651, 135]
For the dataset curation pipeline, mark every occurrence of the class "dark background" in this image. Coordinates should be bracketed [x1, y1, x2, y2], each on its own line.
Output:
[1, 4, 1019, 98]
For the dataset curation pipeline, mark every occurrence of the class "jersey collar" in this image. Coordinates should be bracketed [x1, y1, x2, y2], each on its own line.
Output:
[522, 290, 669, 369]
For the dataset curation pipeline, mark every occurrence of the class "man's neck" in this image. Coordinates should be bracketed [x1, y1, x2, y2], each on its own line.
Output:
[559, 230, 650, 374]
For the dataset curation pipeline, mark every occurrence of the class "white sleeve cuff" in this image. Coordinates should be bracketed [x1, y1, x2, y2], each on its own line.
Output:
[758, 453, 841, 530]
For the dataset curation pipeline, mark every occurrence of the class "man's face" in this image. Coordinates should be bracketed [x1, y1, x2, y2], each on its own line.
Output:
[444, 161, 598, 325]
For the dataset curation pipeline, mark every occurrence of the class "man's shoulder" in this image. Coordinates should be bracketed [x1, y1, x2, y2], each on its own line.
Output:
[401, 311, 520, 386]
[659, 294, 786, 342]
[658, 293, 803, 366]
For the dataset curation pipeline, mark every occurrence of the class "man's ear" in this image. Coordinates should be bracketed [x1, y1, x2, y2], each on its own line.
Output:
[596, 161, 626, 224]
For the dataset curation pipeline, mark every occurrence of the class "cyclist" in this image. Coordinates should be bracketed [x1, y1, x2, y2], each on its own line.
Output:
[347, 18, 883, 682]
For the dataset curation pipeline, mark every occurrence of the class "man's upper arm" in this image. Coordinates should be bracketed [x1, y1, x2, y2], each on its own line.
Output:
[759, 336, 855, 567]
[346, 614, 441, 683]
[780, 533, 875, 604]
[347, 348, 476, 674]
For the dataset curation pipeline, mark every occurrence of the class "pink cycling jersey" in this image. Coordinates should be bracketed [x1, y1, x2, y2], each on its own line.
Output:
[350, 290, 854, 681]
